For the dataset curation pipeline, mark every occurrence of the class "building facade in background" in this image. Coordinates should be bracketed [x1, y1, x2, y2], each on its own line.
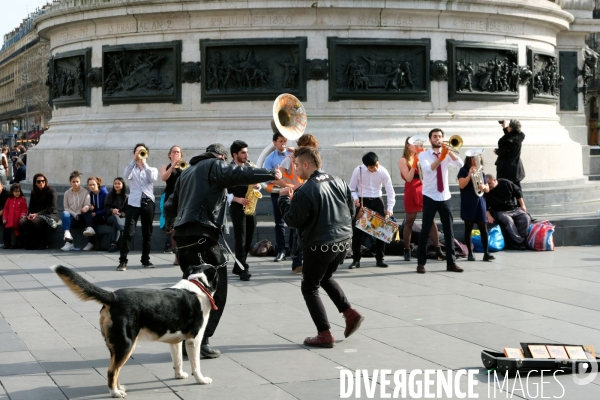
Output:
[0, 6, 51, 147]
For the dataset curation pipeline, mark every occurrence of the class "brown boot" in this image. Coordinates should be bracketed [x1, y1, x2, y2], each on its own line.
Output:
[416, 264, 426, 274]
[447, 263, 464, 273]
[343, 308, 364, 338]
[304, 330, 335, 348]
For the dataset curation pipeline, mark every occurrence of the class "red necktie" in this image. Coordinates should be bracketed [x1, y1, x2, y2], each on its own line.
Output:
[434, 153, 444, 192]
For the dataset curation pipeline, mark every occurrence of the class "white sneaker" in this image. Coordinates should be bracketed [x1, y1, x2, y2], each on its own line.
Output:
[64, 230, 73, 241]
[83, 227, 96, 237]
[61, 242, 74, 252]
[82, 243, 94, 251]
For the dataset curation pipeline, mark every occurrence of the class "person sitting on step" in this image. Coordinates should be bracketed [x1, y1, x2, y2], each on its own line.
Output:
[61, 170, 93, 251]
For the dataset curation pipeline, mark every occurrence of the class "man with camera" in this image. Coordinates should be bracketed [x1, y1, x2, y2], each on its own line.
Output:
[495, 119, 525, 188]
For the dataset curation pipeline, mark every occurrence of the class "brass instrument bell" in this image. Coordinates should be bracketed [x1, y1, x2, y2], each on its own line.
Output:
[272, 93, 307, 140]
[178, 160, 189, 170]
[138, 149, 148, 159]
[443, 135, 463, 154]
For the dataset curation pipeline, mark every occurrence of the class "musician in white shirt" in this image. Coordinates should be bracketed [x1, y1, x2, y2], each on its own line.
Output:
[416, 129, 464, 273]
[348, 152, 395, 269]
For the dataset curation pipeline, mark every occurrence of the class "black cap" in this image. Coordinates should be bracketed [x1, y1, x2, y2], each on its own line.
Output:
[206, 143, 229, 160]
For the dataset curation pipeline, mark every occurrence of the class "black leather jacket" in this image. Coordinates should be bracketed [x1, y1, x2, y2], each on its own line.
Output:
[278, 170, 354, 251]
[164, 153, 276, 233]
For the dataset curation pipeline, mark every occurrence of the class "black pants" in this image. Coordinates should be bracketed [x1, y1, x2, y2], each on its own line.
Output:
[418, 196, 456, 266]
[176, 235, 228, 339]
[270, 193, 286, 252]
[229, 203, 256, 267]
[351, 197, 386, 261]
[119, 201, 154, 264]
[302, 241, 352, 332]
[18, 216, 50, 249]
[83, 211, 105, 244]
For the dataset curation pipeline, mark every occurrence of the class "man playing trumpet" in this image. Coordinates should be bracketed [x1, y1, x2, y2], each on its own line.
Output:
[416, 129, 464, 274]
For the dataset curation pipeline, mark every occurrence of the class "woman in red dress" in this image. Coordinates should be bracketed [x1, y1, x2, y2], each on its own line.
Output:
[398, 137, 443, 261]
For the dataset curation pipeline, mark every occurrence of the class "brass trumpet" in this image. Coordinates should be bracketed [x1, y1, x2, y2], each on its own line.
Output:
[138, 149, 148, 159]
[178, 160, 189, 170]
[442, 135, 463, 154]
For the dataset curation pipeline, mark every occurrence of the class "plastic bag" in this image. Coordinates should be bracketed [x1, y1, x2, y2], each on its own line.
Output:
[472, 225, 504, 252]
[527, 221, 555, 251]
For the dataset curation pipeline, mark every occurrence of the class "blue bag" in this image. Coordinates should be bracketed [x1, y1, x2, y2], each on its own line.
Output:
[472, 225, 504, 252]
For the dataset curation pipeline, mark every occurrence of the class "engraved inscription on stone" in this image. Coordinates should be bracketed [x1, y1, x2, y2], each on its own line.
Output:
[106, 21, 137, 34]
[200, 38, 307, 103]
[328, 38, 430, 101]
[209, 15, 293, 27]
[138, 19, 175, 31]
[451, 18, 517, 33]
[102, 41, 182, 105]
[46, 48, 91, 108]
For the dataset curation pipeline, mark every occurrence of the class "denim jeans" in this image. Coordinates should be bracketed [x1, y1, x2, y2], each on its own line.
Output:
[61, 211, 89, 232]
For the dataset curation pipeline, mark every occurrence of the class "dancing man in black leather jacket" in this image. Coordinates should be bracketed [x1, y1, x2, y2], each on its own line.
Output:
[164, 143, 281, 358]
[278, 147, 364, 348]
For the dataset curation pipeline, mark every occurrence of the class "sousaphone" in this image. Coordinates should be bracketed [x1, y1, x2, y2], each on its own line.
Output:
[257, 94, 307, 193]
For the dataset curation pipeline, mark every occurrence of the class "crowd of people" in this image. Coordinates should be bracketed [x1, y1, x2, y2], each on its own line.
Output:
[0, 117, 529, 353]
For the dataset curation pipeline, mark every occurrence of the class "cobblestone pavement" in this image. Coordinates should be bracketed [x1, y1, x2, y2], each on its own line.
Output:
[1, 246, 600, 399]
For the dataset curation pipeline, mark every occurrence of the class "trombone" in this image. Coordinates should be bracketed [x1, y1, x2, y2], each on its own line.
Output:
[442, 135, 463, 154]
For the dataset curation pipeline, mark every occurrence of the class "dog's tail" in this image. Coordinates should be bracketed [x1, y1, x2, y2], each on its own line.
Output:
[51, 265, 115, 305]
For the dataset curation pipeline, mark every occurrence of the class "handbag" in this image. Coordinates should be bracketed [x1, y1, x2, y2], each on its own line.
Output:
[250, 239, 273, 257]
[354, 166, 399, 243]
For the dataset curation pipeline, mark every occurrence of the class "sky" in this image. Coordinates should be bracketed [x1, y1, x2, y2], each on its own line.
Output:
[1, 0, 50, 41]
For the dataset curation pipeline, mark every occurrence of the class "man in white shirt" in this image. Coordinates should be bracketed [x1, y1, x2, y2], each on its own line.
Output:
[118, 143, 159, 271]
[416, 129, 464, 273]
[348, 152, 395, 269]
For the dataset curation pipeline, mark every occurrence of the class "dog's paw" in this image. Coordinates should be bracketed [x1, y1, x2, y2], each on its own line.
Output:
[118, 385, 126, 392]
[175, 371, 189, 379]
[197, 376, 212, 385]
[110, 389, 127, 398]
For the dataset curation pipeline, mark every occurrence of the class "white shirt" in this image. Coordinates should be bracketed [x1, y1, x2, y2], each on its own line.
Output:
[124, 160, 159, 207]
[348, 165, 396, 212]
[418, 148, 464, 201]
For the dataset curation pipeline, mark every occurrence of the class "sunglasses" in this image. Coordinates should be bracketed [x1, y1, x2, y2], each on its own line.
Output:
[36, 179, 46, 183]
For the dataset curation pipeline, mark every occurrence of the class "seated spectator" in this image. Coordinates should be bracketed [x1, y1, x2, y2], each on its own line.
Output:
[10, 160, 26, 184]
[104, 177, 128, 252]
[18, 173, 59, 249]
[61, 170, 93, 252]
[83, 176, 108, 251]
[2, 183, 28, 249]
[0, 181, 9, 247]
[484, 174, 530, 250]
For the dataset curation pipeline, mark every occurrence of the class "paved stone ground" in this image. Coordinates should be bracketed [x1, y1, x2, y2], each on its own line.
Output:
[1, 246, 600, 399]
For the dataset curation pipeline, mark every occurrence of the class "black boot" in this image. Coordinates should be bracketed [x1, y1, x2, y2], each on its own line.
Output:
[403, 248, 411, 261]
[201, 337, 221, 359]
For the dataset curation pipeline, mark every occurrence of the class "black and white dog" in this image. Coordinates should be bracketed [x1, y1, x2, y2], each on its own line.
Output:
[51, 263, 219, 398]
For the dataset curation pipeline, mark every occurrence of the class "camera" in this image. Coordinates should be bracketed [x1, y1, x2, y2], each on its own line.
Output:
[498, 120, 504, 124]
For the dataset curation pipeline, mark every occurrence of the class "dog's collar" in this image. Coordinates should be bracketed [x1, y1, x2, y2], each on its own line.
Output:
[188, 279, 218, 311]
